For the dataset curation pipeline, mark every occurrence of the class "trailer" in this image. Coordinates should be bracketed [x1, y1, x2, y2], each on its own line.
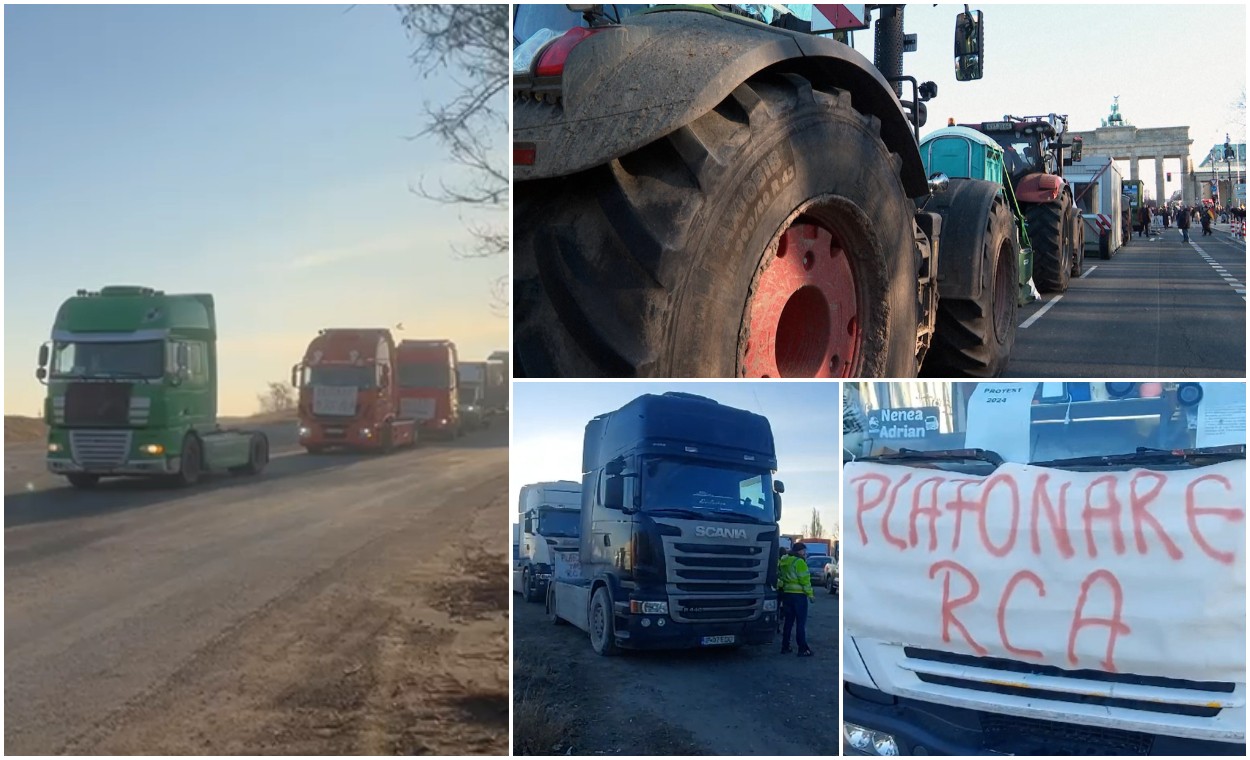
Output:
[1068, 154, 1126, 259]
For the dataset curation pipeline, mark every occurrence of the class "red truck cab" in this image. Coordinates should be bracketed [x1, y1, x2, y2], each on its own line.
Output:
[292, 328, 417, 453]
[396, 339, 461, 439]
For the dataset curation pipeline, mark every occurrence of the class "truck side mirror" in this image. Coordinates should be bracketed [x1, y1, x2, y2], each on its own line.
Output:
[291, 364, 301, 388]
[1071, 138, 1083, 163]
[773, 479, 786, 494]
[36, 367, 47, 381]
[953, 10, 984, 82]
[604, 473, 625, 510]
[38, 344, 49, 368]
[605, 458, 624, 476]
[774, 493, 783, 522]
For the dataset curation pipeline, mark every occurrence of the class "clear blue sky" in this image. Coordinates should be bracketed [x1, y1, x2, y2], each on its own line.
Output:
[512, 381, 840, 536]
[856, 3, 1245, 201]
[5, 4, 506, 415]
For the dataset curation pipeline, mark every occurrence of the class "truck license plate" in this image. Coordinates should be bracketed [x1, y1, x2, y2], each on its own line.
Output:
[700, 635, 735, 646]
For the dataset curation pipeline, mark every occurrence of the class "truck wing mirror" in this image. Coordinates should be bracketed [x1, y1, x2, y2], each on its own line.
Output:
[928, 173, 950, 195]
[773, 479, 785, 494]
[291, 364, 300, 388]
[36, 367, 47, 382]
[954, 10, 984, 82]
[38, 344, 49, 368]
[603, 473, 625, 510]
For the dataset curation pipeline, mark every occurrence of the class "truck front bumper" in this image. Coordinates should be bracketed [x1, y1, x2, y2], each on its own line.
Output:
[844, 683, 1246, 756]
[614, 611, 776, 650]
[47, 456, 178, 476]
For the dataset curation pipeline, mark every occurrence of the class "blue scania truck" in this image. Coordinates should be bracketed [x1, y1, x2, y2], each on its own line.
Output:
[546, 391, 784, 655]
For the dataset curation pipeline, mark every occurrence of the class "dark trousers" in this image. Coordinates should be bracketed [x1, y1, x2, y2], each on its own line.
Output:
[781, 593, 809, 651]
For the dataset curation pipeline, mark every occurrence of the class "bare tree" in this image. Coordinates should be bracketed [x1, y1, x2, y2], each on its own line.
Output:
[398, 4, 508, 312]
[804, 508, 826, 539]
[257, 382, 296, 414]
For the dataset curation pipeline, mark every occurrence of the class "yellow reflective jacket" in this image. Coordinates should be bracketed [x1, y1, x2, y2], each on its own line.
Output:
[777, 554, 814, 598]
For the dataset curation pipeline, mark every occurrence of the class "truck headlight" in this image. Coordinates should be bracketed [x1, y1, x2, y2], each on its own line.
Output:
[763, 599, 778, 612]
[629, 600, 668, 615]
[47, 442, 62, 453]
[299, 426, 310, 437]
[845, 723, 899, 756]
[140, 443, 165, 455]
[360, 427, 372, 438]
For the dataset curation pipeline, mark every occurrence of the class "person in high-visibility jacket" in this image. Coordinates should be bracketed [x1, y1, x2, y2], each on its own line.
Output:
[777, 542, 815, 656]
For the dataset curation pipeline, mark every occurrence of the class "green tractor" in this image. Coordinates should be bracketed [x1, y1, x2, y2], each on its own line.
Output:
[514, 4, 1019, 378]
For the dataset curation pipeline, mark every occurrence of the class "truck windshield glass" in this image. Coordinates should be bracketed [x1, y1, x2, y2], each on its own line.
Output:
[309, 365, 375, 389]
[537, 508, 579, 538]
[846, 382, 1246, 465]
[50, 340, 164, 379]
[398, 363, 450, 389]
[641, 458, 773, 521]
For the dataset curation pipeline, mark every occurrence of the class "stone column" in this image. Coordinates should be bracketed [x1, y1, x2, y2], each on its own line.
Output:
[1130, 152, 1140, 181]
[1155, 158, 1166, 206]
[1180, 157, 1192, 205]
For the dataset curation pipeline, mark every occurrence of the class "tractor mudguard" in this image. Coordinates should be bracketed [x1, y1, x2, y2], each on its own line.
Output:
[514, 9, 927, 197]
[926, 178, 1007, 301]
[1015, 172, 1067, 204]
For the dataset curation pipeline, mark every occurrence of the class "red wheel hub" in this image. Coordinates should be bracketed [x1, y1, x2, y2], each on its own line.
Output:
[742, 221, 861, 377]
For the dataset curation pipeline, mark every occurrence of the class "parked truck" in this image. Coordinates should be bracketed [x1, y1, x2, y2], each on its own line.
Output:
[484, 351, 508, 413]
[456, 360, 489, 431]
[1068, 154, 1127, 259]
[843, 382, 1246, 755]
[513, 480, 582, 602]
[396, 339, 461, 439]
[291, 328, 417, 453]
[36, 286, 270, 488]
[515, 4, 1011, 379]
[546, 391, 784, 654]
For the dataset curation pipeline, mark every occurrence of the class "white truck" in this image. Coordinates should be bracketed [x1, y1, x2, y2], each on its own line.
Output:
[843, 381, 1246, 756]
[513, 480, 582, 603]
[1068, 155, 1128, 259]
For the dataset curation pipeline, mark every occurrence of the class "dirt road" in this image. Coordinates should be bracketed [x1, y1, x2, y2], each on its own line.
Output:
[4, 424, 508, 755]
[513, 584, 839, 756]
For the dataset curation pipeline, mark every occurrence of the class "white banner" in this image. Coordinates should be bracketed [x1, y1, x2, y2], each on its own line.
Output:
[844, 460, 1246, 682]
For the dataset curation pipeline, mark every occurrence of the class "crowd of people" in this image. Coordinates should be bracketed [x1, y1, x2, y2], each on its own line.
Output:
[1139, 202, 1245, 242]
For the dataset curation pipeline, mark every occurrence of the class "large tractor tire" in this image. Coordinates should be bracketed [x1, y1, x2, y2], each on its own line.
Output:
[515, 72, 922, 378]
[924, 197, 1019, 377]
[1026, 194, 1074, 293]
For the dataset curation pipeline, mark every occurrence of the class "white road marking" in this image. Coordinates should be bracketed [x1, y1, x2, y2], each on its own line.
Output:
[1079, 265, 1098, 279]
[1019, 295, 1063, 329]
[1191, 241, 1247, 301]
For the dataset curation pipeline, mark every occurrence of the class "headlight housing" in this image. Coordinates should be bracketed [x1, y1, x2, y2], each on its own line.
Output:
[140, 443, 165, 455]
[47, 442, 63, 453]
[629, 600, 668, 615]
[763, 598, 778, 612]
[844, 723, 899, 756]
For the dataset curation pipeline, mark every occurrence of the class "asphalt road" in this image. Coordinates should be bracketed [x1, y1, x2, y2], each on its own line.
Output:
[1006, 225, 1246, 377]
[4, 423, 509, 755]
[512, 581, 839, 756]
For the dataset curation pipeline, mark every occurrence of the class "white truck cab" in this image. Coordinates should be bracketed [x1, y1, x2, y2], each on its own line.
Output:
[513, 480, 582, 603]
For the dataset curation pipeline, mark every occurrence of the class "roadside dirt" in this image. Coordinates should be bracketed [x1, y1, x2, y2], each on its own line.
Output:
[54, 470, 509, 755]
[512, 585, 839, 756]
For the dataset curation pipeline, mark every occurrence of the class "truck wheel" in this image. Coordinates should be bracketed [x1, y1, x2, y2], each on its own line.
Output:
[172, 435, 202, 487]
[66, 473, 99, 489]
[233, 434, 268, 476]
[547, 585, 568, 626]
[924, 197, 1018, 377]
[515, 72, 920, 378]
[522, 568, 538, 604]
[1026, 194, 1073, 293]
[380, 425, 394, 454]
[589, 587, 620, 656]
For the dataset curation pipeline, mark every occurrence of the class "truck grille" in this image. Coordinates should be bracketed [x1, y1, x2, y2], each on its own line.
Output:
[65, 382, 132, 426]
[70, 430, 132, 468]
[658, 525, 771, 623]
[980, 713, 1154, 755]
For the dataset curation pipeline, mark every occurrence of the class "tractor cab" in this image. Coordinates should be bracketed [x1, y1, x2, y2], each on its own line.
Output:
[966, 115, 1071, 184]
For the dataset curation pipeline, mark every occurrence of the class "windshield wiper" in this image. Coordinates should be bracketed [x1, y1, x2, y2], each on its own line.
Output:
[859, 448, 1005, 466]
[1031, 445, 1246, 468]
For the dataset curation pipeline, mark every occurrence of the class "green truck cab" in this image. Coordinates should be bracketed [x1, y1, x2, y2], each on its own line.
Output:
[37, 286, 269, 489]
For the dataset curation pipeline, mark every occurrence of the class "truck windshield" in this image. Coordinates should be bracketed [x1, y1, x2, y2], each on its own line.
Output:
[846, 382, 1246, 466]
[537, 508, 579, 538]
[50, 340, 164, 379]
[309, 365, 375, 389]
[992, 136, 1042, 177]
[398, 363, 450, 389]
[641, 458, 774, 522]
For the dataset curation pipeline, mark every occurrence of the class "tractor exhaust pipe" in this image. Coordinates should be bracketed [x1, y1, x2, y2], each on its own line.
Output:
[874, 4, 906, 98]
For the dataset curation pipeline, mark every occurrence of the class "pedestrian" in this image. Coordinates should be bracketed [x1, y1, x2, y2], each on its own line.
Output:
[1175, 204, 1191, 243]
[778, 541, 814, 657]
[1201, 206, 1213, 236]
[1163, 205, 1170, 228]
[775, 546, 789, 633]
[1138, 205, 1151, 237]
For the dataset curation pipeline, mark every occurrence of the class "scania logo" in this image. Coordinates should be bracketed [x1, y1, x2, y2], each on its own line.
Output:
[694, 526, 747, 539]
